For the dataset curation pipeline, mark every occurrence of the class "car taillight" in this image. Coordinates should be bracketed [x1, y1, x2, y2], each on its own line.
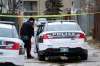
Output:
[75, 33, 86, 40]
[43, 33, 53, 39]
[79, 33, 86, 39]
[11, 42, 20, 50]
[38, 34, 48, 43]
[38, 33, 52, 43]
[4, 41, 20, 50]
[78, 33, 87, 41]
[43, 34, 48, 39]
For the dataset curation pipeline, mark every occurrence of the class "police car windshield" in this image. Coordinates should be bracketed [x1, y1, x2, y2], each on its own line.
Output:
[44, 24, 81, 31]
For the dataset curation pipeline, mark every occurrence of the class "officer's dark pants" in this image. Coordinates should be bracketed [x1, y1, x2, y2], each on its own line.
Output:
[23, 38, 32, 58]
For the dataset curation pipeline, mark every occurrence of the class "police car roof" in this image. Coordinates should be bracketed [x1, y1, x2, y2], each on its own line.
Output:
[0, 21, 15, 29]
[47, 20, 77, 25]
[0, 21, 15, 25]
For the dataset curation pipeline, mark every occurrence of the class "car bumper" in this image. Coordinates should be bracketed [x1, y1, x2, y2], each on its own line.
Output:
[0, 55, 24, 66]
[39, 47, 88, 57]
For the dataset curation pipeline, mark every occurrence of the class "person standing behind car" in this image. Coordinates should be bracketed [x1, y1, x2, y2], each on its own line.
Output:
[20, 17, 34, 59]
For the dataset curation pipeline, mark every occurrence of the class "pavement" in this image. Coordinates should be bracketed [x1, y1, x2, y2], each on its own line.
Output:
[87, 36, 100, 49]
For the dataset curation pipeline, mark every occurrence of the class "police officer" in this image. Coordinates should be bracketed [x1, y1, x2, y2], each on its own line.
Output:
[20, 17, 34, 59]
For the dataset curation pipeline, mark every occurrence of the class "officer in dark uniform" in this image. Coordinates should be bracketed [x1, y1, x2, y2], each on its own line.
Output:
[20, 17, 34, 59]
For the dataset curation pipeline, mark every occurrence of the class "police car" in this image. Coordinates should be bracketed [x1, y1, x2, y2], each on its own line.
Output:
[35, 20, 88, 61]
[0, 21, 24, 66]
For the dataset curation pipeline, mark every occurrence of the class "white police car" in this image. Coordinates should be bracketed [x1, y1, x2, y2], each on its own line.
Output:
[35, 20, 88, 61]
[0, 21, 24, 66]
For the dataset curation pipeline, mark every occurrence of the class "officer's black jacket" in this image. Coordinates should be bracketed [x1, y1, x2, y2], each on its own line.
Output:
[20, 21, 34, 38]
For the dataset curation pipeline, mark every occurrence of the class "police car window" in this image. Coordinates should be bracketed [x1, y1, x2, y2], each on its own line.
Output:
[0, 28, 18, 38]
[44, 24, 81, 31]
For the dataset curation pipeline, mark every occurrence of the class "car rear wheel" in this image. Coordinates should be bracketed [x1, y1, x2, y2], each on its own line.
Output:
[38, 55, 45, 61]
[80, 53, 88, 60]
[15, 65, 24, 66]
[0, 63, 15, 66]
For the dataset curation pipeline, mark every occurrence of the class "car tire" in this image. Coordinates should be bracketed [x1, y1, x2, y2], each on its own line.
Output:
[38, 55, 45, 61]
[80, 53, 88, 60]
[16, 65, 24, 66]
[0, 63, 15, 66]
